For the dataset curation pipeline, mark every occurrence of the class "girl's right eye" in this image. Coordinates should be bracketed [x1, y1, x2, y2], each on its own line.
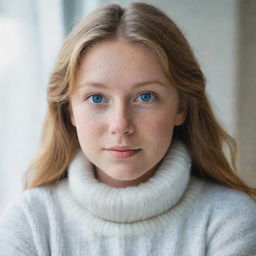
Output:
[86, 94, 107, 104]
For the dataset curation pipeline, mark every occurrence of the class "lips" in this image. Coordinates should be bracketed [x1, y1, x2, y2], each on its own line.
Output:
[105, 148, 141, 159]
[106, 146, 141, 151]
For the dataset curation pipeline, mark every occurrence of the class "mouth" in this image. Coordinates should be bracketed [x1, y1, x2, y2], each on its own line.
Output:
[106, 146, 141, 151]
[105, 149, 141, 159]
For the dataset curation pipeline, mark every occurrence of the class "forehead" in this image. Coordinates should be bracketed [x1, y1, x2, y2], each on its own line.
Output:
[75, 39, 170, 88]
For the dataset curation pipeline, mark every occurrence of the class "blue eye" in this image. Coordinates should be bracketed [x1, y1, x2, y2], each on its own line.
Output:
[136, 93, 156, 103]
[88, 94, 106, 104]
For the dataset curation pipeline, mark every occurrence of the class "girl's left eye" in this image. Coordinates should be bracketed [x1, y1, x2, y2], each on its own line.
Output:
[86, 92, 157, 104]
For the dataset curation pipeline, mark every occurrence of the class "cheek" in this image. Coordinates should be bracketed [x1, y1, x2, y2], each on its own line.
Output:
[140, 116, 173, 147]
[76, 121, 104, 138]
[75, 120, 105, 154]
[74, 110, 105, 138]
[142, 111, 174, 133]
[152, 119, 173, 137]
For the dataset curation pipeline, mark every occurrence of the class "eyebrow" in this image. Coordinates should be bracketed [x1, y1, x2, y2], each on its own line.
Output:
[78, 80, 167, 90]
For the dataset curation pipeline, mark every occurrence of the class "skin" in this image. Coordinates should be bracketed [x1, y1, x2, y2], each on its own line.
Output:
[69, 38, 187, 188]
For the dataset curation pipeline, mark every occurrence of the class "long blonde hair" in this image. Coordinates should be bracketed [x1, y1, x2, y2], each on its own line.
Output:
[24, 2, 256, 200]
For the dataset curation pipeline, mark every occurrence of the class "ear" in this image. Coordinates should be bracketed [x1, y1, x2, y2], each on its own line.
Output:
[68, 103, 76, 127]
[174, 101, 187, 126]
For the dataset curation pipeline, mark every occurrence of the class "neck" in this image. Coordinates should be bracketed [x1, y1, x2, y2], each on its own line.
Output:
[94, 160, 163, 188]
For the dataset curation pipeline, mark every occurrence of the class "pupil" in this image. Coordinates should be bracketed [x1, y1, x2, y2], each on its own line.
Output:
[93, 95, 102, 103]
[142, 93, 151, 101]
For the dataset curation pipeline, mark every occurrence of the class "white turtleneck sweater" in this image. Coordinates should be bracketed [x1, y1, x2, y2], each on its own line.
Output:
[0, 141, 256, 256]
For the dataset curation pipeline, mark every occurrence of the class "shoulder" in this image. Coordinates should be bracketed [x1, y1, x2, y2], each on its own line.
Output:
[191, 176, 256, 255]
[195, 177, 256, 213]
[0, 185, 56, 254]
[192, 176, 256, 223]
[1, 185, 55, 222]
[186, 176, 256, 226]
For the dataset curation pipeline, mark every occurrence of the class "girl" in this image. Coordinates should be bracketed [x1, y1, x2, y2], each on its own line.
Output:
[0, 2, 255, 255]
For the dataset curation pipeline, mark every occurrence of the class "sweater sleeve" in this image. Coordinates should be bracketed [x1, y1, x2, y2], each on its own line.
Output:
[0, 196, 38, 256]
[206, 190, 256, 256]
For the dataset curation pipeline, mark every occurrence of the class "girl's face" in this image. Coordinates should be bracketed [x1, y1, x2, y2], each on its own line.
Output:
[69, 39, 186, 188]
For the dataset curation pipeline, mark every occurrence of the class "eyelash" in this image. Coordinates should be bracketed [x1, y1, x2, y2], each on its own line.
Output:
[84, 91, 158, 105]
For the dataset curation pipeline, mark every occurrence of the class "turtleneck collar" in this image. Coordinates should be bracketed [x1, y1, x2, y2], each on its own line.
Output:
[67, 140, 192, 224]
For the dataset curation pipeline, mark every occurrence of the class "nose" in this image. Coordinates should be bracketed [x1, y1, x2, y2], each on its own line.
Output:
[109, 102, 134, 136]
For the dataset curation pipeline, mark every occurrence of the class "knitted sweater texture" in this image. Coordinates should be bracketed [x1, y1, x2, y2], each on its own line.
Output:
[0, 141, 256, 255]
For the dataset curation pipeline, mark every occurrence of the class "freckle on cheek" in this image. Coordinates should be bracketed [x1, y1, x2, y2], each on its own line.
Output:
[152, 117, 168, 126]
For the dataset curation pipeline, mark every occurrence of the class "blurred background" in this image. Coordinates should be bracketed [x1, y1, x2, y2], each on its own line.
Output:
[0, 0, 255, 212]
